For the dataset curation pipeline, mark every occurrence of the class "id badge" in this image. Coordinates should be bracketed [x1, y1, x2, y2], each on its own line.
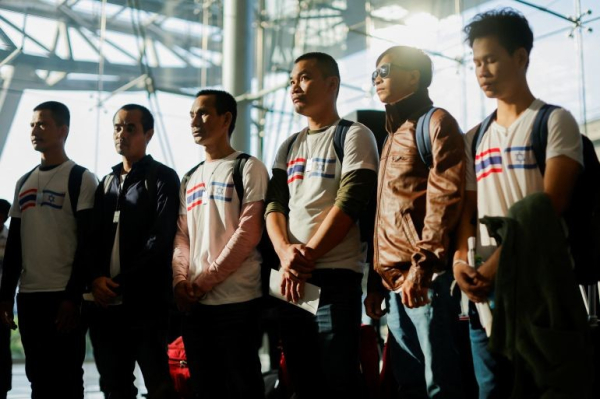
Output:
[202, 191, 209, 205]
[306, 158, 313, 173]
[113, 210, 120, 223]
[36, 191, 43, 205]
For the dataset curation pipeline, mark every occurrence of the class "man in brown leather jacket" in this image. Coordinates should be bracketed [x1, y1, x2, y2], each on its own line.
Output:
[365, 46, 465, 398]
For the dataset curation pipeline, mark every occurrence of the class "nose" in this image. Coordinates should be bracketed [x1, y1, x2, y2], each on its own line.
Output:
[191, 114, 202, 127]
[290, 80, 301, 94]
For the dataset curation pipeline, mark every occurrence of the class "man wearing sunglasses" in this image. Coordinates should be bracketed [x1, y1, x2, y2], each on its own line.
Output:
[366, 46, 465, 398]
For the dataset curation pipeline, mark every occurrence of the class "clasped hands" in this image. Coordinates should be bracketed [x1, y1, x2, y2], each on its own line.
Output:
[453, 260, 494, 303]
[278, 243, 316, 304]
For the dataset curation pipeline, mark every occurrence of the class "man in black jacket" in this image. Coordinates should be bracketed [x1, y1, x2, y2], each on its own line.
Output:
[87, 104, 179, 399]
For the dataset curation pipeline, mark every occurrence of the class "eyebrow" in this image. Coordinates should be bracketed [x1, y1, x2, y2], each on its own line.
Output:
[290, 70, 310, 80]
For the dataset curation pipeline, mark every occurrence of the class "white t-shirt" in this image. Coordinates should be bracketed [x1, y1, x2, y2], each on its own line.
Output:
[272, 121, 379, 273]
[182, 152, 269, 305]
[9, 160, 98, 292]
[464, 99, 583, 259]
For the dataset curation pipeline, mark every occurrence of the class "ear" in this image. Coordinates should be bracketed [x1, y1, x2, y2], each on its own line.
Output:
[328, 76, 340, 95]
[515, 47, 529, 69]
[60, 125, 69, 142]
[222, 111, 233, 132]
[408, 70, 421, 90]
[145, 129, 155, 144]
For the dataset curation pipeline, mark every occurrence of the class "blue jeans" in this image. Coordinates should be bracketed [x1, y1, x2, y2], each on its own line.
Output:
[469, 309, 513, 399]
[278, 269, 364, 399]
[182, 298, 264, 399]
[387, 272, 463, 398]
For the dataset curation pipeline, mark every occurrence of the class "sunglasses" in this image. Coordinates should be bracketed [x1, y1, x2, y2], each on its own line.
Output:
[371, 63, 411, 85]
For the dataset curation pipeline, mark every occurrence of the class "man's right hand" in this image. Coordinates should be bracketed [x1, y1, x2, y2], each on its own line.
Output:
[174, 281, 197, 313]
[453, 262, 487, 302]
[364, 291, 386, 320]
[277, 243, 315, 281]
[0, 300, 17, 330]
[92, 277, 119, 308]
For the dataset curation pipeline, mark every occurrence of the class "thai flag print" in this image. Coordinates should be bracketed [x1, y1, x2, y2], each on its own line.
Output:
[186, 182, 205, 211]
[475, 148, 502, 181]
[505, 146, 537, 170]
[19, 188, 37, 212]
[209, 181, 234, 202]
[287, 157, 306, 184]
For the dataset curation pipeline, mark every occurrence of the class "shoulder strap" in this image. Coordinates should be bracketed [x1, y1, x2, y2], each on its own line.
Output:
[333, 119, 354, 164]
[471, 110, 497, 161]
[286, 132, 301, 158]
[18, 166, 39, 193]
[415, 107, 438, 169]
[531, 104, 560, 175]
[181, 162, 204, 193]
[103, 174, 115, 194]
[68, 164, 86, 215]
[233, 153, 251, 209]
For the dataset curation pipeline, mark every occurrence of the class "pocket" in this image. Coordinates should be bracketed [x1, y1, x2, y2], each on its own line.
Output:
[400, 209, 421, 248]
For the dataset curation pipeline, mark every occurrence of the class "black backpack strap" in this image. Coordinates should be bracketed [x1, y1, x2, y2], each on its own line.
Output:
[471, 111, 497, 162]
[181, 162, 204, 193]
[415, 107, 438, 169]
[333, 119, 354, 164]
[18, 166, 39, 193]
[233, 153, 251, 209]
[286, 132, 301, 158]
[531, 104, 560, 175]
[68, 164, 86, 215]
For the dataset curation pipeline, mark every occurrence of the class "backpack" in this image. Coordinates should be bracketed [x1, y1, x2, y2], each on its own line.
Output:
[181, 154, 278, 296]
[19, 163, 87, 215]
[471, 104, 600, 284]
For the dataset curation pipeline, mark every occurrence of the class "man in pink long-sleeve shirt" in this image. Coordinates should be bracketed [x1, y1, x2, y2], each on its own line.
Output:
[172, 89, 269, 399]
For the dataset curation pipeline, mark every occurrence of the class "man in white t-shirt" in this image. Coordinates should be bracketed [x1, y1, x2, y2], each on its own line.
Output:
[0, 101, 98, 399]
[172, 89, 269, 399]
[265, 52, 379, 399]
[453, 9, 583, 398]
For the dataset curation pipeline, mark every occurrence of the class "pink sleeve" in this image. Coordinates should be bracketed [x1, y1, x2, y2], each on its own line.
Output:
[192, 200, 265, 294]
[172, 215, 190, 287]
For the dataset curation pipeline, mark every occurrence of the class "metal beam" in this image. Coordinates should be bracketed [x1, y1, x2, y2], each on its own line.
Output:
[0, 66, 33, 159]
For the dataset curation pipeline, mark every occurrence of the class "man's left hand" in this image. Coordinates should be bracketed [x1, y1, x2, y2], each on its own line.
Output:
[400, 268, 431, 309]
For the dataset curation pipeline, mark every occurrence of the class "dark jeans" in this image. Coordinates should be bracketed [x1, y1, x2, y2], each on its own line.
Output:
[469, 320, 513, 399]
[86, 304, 175, 399]
[182, 298, 264, 399]
[0, 320, 11, 396]
[387, 272, 463, 398]
[278, 269, 364, 399]
[17, 292, 85, 399]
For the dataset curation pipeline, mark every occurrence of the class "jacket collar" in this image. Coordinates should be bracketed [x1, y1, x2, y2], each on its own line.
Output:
[112, 154, 154, 175]
[385, 89, 433, 133]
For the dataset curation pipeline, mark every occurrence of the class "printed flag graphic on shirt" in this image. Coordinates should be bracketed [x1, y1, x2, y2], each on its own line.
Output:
[209, 181, 234, 202]
[475, 148, 502, 181]
[287, 157, 306, 183]
[39, 190, 65, 209]
[19, 188, 37, 212]
[505, 146, 537, 170]
[307, 157, 336, 179]
[187, 182, 205, 211]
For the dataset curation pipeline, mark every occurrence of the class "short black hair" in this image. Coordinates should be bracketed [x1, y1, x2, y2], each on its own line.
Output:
[294, 52, 340, 96]
[464, 8, 533, 56]
[0, 199, 10, 218]
[376, 46, 433, 89]
[195, 89, 237, 136]
[33, 101, 70, 127]
[115, 104, 154, 133]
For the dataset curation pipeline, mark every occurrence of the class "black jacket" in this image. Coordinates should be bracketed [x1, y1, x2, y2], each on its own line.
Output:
[90, 155, 179, 317]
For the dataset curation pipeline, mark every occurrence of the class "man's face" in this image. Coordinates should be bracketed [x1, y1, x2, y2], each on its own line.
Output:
[189, 95, 230, 146]
[289, 59, 337, 117]
[113, 109, 151, 160]
[472, 35, 526, 100]
[30, 110, 67, 154]
[373, 54, 419, 105]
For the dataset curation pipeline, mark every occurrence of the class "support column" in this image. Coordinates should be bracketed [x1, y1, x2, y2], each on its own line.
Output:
[222, 0, 254, 154]
[0, 65, 30, 159]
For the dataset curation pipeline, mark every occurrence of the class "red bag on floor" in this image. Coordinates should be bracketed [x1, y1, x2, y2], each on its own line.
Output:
[168, 336, 194, 399]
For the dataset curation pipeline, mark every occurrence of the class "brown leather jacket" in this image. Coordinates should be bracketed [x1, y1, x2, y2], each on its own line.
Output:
[374, 89, 465, 292]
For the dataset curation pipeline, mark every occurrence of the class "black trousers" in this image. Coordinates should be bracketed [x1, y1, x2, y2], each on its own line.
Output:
[182, 298, 265, 399]
[17, 292, 85, 399]
[86, 303, 175, 399]
[0, 320, 11, 396]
